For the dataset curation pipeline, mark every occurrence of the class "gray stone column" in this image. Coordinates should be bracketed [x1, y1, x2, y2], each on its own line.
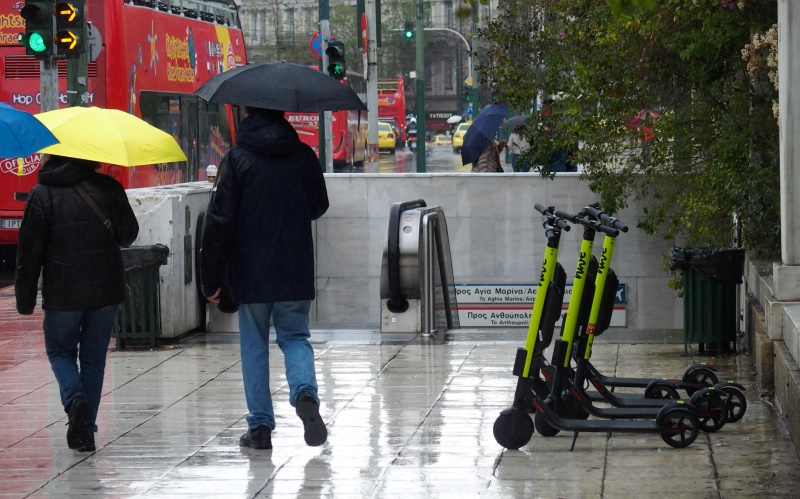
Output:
[775, 1, 800, 300]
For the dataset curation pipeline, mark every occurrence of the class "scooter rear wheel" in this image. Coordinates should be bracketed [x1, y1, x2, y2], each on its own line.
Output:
[691, 390, 729, 432]
[659, 407, 699, 448]
[493, 408, 534, 449]
[719, 387, 747, 423]
[682, 367, 719, 396]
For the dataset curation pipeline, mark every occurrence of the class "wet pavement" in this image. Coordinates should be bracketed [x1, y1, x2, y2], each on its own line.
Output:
[1, 286, 799, 498]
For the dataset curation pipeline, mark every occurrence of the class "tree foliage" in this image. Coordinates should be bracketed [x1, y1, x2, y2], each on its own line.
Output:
[476, 0, 779, 255]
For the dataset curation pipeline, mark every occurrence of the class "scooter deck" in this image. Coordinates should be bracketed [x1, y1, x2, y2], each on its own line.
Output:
[532, 399, 663, 433]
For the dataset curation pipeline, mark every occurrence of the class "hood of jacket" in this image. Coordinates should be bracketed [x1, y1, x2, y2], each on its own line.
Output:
[38, 156, 98, 187]
[235, 112, 302, 159]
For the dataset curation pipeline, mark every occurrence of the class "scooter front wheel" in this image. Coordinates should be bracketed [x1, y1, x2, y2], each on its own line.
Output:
[659, 407, 699, 448]
[493, 408, 534, 449]
[534, 397, 565, 437]
[644, 380, 680, 400]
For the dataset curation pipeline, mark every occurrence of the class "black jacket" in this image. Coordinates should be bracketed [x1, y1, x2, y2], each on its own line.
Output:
[15, 157, 139, 314]
[201, 111, 329, 304]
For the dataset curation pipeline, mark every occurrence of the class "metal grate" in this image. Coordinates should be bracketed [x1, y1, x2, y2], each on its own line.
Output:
[4, 55, 99, 79]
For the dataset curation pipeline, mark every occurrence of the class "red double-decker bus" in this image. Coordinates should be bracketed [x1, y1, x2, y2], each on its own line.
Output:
[285, 70, 367, 168]
[377, 76, 406, 145]
[0, 0, 247, 245]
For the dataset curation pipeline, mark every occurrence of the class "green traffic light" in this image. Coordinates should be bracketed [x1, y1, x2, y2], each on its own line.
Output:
[404, 31, 413, 39]
[332, 63, 343, 76]
[27, 32, 48, 53]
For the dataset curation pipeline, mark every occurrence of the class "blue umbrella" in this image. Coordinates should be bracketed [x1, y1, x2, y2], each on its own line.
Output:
[460, 103, 508, 165]
[0, 102, 59, 159]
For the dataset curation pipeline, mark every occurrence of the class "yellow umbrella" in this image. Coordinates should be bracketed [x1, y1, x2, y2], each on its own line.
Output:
[35, 106, 187, 166]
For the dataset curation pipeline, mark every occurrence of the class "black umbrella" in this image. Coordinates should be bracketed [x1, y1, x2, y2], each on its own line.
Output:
[195, 62, 367, 112]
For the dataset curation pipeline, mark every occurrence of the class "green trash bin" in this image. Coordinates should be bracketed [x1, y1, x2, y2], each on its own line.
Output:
[670, 247, 745, 355]
[114, 244, 169, 350]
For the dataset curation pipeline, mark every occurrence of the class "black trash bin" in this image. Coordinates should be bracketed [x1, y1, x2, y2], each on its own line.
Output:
[114, 244, 170, 350]
[670, 246, 745, 355]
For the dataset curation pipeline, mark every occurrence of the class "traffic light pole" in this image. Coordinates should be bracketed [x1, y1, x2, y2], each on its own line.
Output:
[470, 8, 479, 113]
[414, 0, 425, 172]
[318, 1, 333, 173]
[67, 54, 87, 107]
[40, 57, 58, 112]
[366, 0, 379, 172]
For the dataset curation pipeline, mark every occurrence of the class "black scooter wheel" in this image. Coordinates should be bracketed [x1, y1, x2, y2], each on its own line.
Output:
[682, 367, 719, 396]
[493, 408, 534, 449]
[534, 412, 560, 437]
[659, 408, 699, 448]
[719, 387, 747, 423]
[691, 390, 729, 432]
[644, 380, 680, 400]
[534, 397, 564, 437]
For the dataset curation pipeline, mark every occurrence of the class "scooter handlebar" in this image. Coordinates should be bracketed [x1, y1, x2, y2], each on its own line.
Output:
[536, 204, 571, 232]
[555, 209, 619, 237]
[583, 203, 629, 233]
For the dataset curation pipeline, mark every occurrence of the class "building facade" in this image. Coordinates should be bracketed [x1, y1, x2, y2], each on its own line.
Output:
[234, 0, 497, 125]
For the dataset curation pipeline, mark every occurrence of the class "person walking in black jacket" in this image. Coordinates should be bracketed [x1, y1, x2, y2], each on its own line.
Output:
[201, 107, 329, 450]
[15, 155, 139, 452]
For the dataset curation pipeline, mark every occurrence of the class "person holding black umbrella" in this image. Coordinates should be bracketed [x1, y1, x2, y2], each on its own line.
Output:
[201, 107, 329, 450]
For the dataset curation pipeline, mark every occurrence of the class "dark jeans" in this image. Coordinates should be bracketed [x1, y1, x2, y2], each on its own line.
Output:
[511, 154, 531, 173]
[43, 304, 119, 432]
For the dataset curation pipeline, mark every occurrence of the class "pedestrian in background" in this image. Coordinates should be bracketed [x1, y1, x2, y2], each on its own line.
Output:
[201, 107, 329, 450]
[472, 139, 507, 173]
[15, 154, 139, 452]
[507, 125, 531, 173]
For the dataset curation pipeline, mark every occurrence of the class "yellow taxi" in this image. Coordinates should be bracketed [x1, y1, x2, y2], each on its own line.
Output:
[452, 122, 471, 152]
[432, 134, 452, 146]
[377, 122, 396, 154]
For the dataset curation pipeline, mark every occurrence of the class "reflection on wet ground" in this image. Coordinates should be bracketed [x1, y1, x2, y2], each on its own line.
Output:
[1, 291, 798, 498]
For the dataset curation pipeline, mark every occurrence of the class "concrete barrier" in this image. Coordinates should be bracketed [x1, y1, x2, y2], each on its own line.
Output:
[128, 174, 686, 342]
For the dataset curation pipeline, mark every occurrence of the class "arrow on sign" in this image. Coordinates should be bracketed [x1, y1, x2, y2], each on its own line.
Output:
[57, 4, 77, 22]
[56, 30, 79, 50]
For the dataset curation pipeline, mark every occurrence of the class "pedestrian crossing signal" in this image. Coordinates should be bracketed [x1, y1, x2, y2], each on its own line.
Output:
[326, 41, 346, 80]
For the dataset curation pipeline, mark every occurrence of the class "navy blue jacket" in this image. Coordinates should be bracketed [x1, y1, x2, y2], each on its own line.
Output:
[200, 111, 329, 304]
[15, 157, 139, 314]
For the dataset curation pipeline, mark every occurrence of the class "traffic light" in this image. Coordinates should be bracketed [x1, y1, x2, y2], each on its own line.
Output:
[462, 86, 471, 102]
[20, 1, 54, 58]
[404, 21, 415, 39]
[54, 1, 85, 57]
[326, 41, 346, 80]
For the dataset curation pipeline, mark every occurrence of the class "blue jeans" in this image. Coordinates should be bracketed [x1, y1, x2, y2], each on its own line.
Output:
[43, 304, 120, 432]
[238, 301, 319, 430]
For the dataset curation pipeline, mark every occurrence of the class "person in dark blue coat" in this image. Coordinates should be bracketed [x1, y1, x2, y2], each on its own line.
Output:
[15, 155, 139, 452]
[201, 107, 329, 450]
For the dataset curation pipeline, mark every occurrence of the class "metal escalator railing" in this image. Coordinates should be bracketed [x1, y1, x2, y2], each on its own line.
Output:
[381, 200, 459, 335]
